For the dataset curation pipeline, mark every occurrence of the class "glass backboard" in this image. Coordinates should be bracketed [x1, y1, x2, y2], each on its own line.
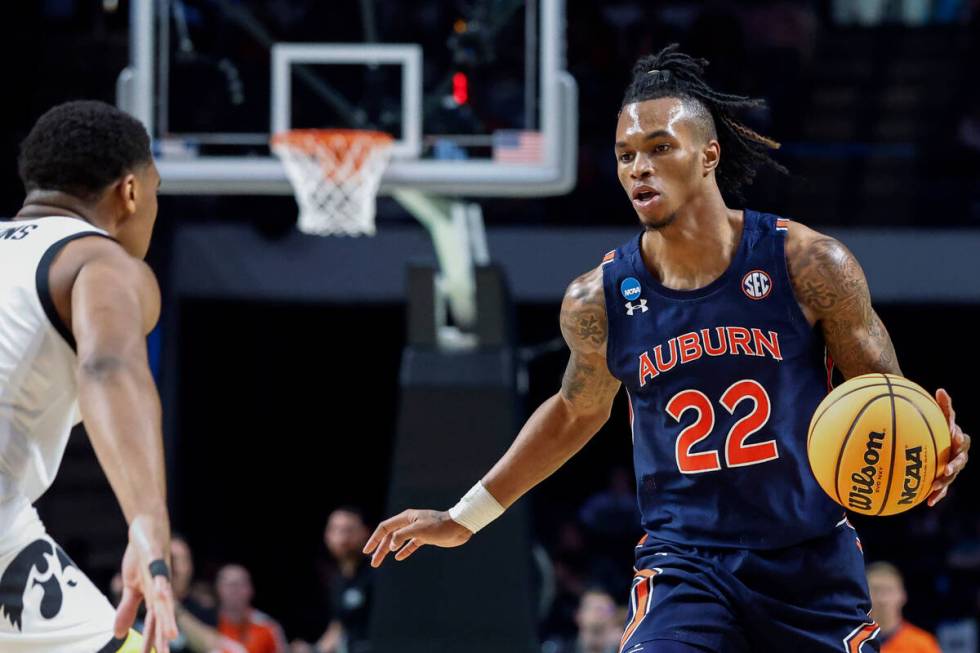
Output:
[124, 0, 577, 196]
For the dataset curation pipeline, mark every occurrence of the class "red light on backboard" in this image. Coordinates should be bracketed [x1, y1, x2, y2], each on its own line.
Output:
[452, 72, 469, 105]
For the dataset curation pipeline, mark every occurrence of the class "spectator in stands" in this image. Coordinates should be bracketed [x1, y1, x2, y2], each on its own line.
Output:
[170, 535, 247, 653]
[544, 589, 622, 653]
[291, 507, 373, 653]
[217, 564, 287, 653]
[541, 520, 592, 643]
[576, 590, 622, 653]
[867, 561, 942, 652]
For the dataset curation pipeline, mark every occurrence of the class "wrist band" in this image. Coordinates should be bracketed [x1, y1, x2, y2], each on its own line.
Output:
[148, 559, 170, 580]
[448, 481, 504, 534]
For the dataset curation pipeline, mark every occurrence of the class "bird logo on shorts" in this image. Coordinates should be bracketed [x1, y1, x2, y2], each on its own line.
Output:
[0, 539, 79, 631]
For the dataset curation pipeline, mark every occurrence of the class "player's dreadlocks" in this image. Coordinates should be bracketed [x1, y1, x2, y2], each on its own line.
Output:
[622, 43, 787, 200]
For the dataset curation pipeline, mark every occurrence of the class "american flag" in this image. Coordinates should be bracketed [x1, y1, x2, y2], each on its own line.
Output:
[492, 130, 544, 164]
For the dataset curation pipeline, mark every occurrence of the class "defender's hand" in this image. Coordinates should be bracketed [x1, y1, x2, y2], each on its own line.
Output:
[114, 518, 178, 653]
[928, 389, 970, 506]
[363, 509, 472, 568]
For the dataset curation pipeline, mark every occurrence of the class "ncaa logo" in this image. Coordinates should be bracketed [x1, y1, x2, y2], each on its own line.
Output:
[741, 270, 772, 300]
[620, 277, 642, 301]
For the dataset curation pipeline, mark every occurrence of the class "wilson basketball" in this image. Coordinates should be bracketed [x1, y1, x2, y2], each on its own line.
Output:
[807, 374, 951, 516]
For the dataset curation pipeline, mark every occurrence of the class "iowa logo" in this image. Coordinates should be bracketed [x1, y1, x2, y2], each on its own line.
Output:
[0, 539, 79, 631]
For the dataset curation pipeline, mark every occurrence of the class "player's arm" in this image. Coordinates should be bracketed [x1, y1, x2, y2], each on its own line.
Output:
[785, 223, 969, 505]
[481, 266, 621, 505]
[66, 239, 177, 652]
[784, 223, 900, 378]
[363, 267, 621, 566]
[174, 606, 247, 653]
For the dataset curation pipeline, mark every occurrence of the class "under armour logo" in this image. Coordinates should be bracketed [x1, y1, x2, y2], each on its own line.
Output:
[625, 300, 648, 316]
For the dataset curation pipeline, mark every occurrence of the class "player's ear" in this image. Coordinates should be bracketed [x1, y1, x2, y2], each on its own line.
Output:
[702, 139, 720, 176]
[119, 173, 138, 216]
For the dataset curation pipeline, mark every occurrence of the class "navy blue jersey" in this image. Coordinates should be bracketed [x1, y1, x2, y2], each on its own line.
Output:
[602, 209, 843, 549]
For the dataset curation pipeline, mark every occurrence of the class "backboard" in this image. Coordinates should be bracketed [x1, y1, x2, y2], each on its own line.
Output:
[122, 0, 577, 196]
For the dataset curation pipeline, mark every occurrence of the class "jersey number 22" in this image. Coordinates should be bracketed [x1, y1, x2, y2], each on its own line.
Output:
[666, 379, 779, 474]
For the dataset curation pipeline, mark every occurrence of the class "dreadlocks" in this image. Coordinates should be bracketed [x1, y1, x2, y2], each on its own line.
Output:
[621, 43, 787, 200]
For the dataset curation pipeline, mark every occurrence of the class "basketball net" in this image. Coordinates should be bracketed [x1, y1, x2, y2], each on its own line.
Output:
[271, 129, 394, 236]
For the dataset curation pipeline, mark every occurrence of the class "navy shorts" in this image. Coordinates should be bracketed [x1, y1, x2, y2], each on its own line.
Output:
[619, 520, 880, 653]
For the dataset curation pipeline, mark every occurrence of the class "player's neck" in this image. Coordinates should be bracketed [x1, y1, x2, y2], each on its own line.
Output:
[15, 190, 113, 233]
[639, 194, 743, 291]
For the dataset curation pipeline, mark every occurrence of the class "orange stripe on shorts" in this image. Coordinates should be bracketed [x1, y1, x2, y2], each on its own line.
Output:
[619, 569, 659, 652]
[846, 623, 879, 653]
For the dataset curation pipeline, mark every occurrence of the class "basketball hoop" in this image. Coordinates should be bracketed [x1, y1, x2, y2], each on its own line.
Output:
[271, 129, 394, 236]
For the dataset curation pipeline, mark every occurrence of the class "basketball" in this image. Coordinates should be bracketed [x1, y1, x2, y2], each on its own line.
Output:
[807, 374, 951, 516]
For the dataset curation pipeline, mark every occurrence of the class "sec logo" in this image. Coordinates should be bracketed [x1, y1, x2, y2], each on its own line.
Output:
[741, 270, 772, 300]
[621, 277, 642, 301]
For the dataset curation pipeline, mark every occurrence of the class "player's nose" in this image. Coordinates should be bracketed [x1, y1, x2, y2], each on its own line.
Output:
[629, 153, 654, 179]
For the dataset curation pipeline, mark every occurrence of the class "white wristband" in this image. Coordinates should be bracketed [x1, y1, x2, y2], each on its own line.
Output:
[448, 481, 505, 534]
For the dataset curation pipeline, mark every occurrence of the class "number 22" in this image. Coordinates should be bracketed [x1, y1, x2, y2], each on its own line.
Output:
[665, 379, 779, 474]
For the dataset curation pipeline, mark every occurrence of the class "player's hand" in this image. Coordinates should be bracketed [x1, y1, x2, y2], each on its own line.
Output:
[363, 509, 472, 568]
[114, 516, 178, 653]
[928, 388, 970, 507]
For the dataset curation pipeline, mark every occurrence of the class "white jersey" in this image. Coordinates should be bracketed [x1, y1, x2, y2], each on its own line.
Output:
[0, 217, 122, 653]
[0, 217, 111, 514]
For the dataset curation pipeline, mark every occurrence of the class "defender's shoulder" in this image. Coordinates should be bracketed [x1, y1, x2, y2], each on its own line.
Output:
[61, 237, 161, 330]
[62, 236, 158, 288]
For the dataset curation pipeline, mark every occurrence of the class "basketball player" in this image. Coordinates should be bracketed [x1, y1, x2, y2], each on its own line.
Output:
[0, 101, 178, 652]
[364, 45, 971, 652]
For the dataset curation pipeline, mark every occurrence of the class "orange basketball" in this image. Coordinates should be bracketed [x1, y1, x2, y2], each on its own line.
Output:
[807, 373, 950, 516]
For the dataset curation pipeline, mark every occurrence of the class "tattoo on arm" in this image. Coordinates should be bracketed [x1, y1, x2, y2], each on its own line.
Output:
[558, 268, 621, 413]
[788, 235, 901, 378]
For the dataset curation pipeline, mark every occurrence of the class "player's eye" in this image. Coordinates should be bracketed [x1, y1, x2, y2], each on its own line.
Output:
[654, 143, 671, 153]
[618, 152, 634, 163]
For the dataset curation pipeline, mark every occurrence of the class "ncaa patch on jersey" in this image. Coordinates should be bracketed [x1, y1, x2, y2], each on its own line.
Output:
[741, 269, 772, 300]
[621, 277, 642, 301]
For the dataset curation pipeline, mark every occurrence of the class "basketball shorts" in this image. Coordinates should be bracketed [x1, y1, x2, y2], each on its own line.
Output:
[619, 519, 880, 653]
[0, 497, 127, 653]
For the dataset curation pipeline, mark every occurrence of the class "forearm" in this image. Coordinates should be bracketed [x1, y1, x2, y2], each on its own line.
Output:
[175, 607, 221, 653]
[483, 393, 607, 508]
[78, 355, 169, 528]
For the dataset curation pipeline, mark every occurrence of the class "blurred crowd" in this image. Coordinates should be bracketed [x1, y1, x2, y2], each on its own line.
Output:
[112, 507, 373, 653]
[119, 481, 980, 653]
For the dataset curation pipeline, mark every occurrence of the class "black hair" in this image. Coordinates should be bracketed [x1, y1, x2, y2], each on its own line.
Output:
[621, 43, 787, 200]
[18, 100, 152, 201]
